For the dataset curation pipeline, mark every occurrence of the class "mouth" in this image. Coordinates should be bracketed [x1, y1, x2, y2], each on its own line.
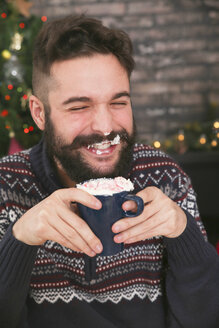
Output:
[85, 135, 121, 156]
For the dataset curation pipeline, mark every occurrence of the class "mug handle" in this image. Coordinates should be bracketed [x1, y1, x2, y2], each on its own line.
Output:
[122, 194, 144, 217]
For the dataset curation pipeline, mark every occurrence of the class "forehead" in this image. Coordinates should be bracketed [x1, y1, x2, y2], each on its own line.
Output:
[49, 54, 130, 102]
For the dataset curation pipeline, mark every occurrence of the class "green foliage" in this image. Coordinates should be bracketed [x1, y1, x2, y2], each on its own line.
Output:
[0, 0, 43, 157]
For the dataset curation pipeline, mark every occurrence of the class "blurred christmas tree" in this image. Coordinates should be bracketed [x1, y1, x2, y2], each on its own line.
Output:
[150, 102, 219, 154]
[0, 0, 44, 157]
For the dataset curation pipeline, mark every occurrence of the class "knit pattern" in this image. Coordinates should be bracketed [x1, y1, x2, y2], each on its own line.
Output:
[0, 144, 205, 305]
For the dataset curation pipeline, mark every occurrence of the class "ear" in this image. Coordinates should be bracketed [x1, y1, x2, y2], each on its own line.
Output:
[29, 95, 46, 131]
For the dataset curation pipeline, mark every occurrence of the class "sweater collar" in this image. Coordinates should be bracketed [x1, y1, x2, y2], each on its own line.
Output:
[29, 139, 64, 194]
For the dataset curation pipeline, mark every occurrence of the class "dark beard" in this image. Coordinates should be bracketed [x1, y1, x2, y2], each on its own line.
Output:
[44, 113, 136, 184]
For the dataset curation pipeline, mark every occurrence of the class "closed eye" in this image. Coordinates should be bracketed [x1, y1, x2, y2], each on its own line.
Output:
[111, 102, 127, 107]
[69, 106, 89, 111]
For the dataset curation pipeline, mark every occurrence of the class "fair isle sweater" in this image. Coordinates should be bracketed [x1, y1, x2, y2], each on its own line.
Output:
[0, 140, 219, 328]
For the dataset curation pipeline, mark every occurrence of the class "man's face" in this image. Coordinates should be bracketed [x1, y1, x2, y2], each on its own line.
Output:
[43, 54, 135, 183]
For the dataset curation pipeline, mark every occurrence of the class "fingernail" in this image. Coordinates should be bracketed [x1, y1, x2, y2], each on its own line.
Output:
[113, 224, 120, 233]
[114, 235, 123, 243]
[90, 250, 96, 257]
[95, 200, 102, 209]
[95, 244, 103, 253]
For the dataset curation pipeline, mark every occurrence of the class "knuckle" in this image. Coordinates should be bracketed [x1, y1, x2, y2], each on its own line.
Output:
[35, 218, 46, 236]
[87, 234, 99, 247]
[125, 217, 136, 228]
[43, 197, 54, 208]
[61, 238, 75, 250]
[65, 230, 76, 241]
[150, 186, 159, 194]
[52, 189, 67, 202]
[167, 218, 175, 232]
[75, 218, 86, 231]
[125, 230, 131, 239]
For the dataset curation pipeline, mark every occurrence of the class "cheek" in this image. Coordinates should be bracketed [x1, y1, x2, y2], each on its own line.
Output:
[116, 109, 133, 133]
[54, 113, 90, 140]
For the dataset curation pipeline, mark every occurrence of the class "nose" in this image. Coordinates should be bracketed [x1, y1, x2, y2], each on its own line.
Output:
[90, 105, 113, 135]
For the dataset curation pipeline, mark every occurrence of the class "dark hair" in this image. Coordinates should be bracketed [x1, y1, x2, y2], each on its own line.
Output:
[32, 15, 135, 100]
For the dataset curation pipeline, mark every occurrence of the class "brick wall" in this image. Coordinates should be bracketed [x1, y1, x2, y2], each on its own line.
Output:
[31, 0, 219, 143]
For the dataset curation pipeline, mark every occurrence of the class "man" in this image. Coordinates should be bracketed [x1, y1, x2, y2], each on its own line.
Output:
[0, 15, 218, 328]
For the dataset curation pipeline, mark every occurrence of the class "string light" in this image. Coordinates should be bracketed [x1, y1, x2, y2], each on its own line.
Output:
[1, 13, 7, 19]
[199, 134, 207, 145]
[213, 120, 219, 129]
[211, 140, 217, 147]
[9, 131, 15, 138]
[1, 49, 11, 59]
[177, 130, 185, 141]
[24, 128, 29, 133]
[153, 140, 161, 148]
[10, 32, 23, 51]
[11, 70, 18, 76]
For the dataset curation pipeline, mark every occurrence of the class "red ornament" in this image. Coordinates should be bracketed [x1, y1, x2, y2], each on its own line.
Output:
[41, 16, 47, 22]
[19, 22, 25, 29]
[8, 84, 13, 90]
[8, 137, 23, 155]
[0, 109, 9, 117]
[1, 13, 7, 19]
[29, 126, 34, 131]
[23, 94, 28, 100]
[24, 128, 29, 133]
[5, 95, 10, 101]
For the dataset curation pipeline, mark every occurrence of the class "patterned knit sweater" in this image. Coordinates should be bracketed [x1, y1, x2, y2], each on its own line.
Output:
[0, 140, 218, 328]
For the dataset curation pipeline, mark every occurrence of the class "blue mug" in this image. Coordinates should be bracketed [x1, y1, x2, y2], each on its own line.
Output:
[77, 191, 144, 256]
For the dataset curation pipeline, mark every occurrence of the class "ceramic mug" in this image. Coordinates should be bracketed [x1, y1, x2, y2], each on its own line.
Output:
[77, 191, 144, 256]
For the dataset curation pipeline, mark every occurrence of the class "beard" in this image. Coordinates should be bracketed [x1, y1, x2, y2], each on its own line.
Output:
[43, 112, 137, 184]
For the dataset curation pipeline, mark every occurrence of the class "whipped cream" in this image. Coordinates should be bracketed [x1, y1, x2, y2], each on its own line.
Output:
[76, 176, 134, 196]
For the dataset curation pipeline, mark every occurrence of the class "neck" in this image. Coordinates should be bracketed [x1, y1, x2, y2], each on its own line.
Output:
[54, 157, 76, 188]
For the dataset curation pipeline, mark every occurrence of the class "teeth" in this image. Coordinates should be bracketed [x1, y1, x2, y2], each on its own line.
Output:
[93, 142, 111, 150]
[87, 135, 120, 150]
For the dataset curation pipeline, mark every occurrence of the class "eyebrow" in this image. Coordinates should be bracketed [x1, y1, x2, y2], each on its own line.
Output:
[62, 91, 130, 106]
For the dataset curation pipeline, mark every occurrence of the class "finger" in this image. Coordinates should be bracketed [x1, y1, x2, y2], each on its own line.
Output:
[136, 186, 161, 204]
[53, 188, 102, 210]
[122, 200, 138, 212]
[124, 223, 166, 243]
[45, 225, 81, 252]
[114, 210, 166, 244]
[49, 215, 97, 257]
[55, 205, 103, 254]
[112, 200, 158, 233]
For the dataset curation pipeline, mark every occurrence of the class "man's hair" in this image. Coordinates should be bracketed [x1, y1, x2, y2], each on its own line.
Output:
[32, 15, 135, 102]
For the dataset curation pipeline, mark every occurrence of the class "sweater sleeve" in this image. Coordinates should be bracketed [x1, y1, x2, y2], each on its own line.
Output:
[163, 211, 219, 327]
[0, 223, 38, 327]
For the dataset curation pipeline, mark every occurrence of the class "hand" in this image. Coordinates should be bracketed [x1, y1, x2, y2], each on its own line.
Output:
[12, 188, 103, 257]
[112, 186, 187, 244]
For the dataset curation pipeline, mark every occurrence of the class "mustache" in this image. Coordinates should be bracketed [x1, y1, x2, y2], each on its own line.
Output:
[61, 130, 130, 151]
